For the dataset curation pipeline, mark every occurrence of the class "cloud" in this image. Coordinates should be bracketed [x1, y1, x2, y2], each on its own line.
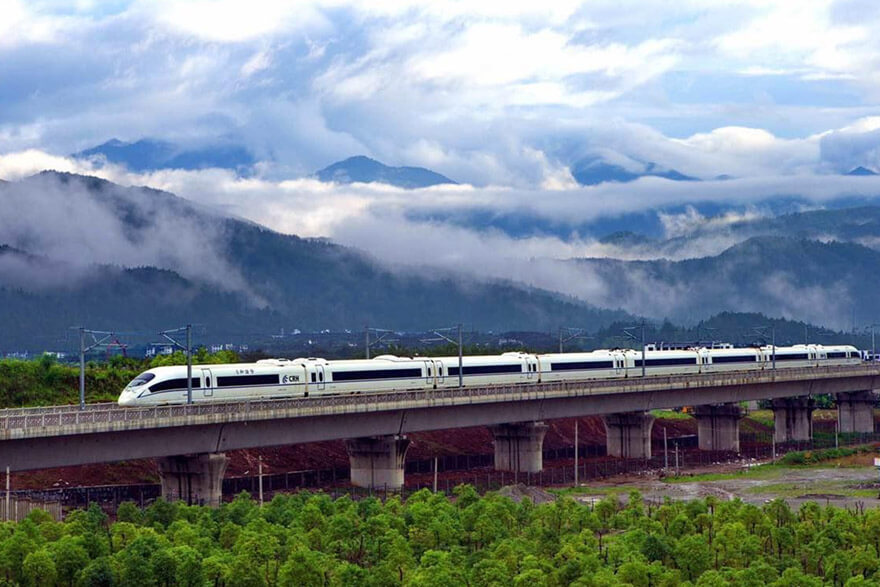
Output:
[0, 169, 264, 305]
[150, 0, 330, 42]
[6, 2, 880, 327]
[8, 0, 875, 188]
[819, 116, 880, 171]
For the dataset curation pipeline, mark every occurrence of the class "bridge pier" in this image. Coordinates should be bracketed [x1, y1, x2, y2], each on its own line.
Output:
[345, 435, 410, 491]
[603, 412, 654, 458]
[836, 391, 876, 434]
[489, 421, 548, 474]
[693, 403, 742, 452]
[157, 453, 228, 507]
[771, 396, 814, 443]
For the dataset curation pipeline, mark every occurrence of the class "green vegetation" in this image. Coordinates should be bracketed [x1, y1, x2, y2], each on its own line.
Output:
[663, 465, 786, 484]
[0, 350, 239, 408]
[741, 481, 878, 499]
[778, 446, 873, 466]
[6, 488, 880, 585]
[650, 409, 693, 421]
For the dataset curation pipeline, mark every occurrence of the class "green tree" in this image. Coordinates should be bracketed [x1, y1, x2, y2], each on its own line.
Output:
[22, 548, 57, 587]
[202, 552, 232, 587]
[409, 550, 466, 587]
[674, 534, 713, 581]
[278, 549, 330, 587]
[171, 545, 203, 587]
[0, 527, 37, 584]
[77, 556, 117, 587]
[116, 502, 143, 525]
[51, 535, 90, 587]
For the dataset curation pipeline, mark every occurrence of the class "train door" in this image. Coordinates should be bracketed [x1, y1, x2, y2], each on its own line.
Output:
[525, 356, 535, 380]
[201, 368, 214, 398]
[316, 364, 326, 391]
[698, 349, 711, 373]
[436, 360, 445, 385]
[611, 351, 624, 377]
[422, 360, 434, 388]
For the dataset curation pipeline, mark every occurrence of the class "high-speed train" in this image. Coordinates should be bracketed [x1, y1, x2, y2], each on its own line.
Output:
[117, 344, 862, 407]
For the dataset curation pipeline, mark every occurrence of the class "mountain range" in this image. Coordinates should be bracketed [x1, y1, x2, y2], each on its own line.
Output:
[5, 167, 880, 350]
[0, 172, 625, 350]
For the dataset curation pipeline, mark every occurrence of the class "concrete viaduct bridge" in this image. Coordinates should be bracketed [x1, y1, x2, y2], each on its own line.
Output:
[2, 364, 879, 506]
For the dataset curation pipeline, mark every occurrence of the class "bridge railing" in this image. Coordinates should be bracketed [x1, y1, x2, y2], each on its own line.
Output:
[1, 364, 878, 431]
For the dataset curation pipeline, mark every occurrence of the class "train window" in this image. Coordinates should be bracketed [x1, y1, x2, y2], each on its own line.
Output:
[551, 360, 614, 371]
[333, 368, 422, 381]
[319, 372, 323, 382]
[217, 374, 278, 387]
[449, 364, 522, 376]
[127, 373, 155, 388]
[311, 373, 316, 383]
[150, 377, 199, 393]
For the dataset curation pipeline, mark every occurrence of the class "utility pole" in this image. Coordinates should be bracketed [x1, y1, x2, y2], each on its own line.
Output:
[623, 321, 647, 377]
[574, 420, 579, 487]
[161, 325, 195, 404]
[866, 324, 879, 361]
[73, 327, 115, 410]
[79, 328, 84, 410]
[183, 325, 192, 404]
[258, 455, 264, 506]
[772, 325, 776, 371]
[364, 326, 395, 359]
[458, 323, 463, 388]
[664, 427, 668, 472]
[751, 325, 776, 371]
[558, 327, 590, 353]
[424, 325, 465, 388]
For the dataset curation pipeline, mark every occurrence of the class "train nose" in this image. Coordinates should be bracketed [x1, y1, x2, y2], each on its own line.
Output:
[117, 391, 134, 407]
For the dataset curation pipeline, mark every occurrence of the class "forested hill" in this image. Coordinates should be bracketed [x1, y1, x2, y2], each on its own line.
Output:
[0, 172, 628, 350]
[571, 236, 880, 328]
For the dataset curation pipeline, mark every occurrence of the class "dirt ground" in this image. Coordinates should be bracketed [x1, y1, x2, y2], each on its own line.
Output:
[573, 453, 880, 509]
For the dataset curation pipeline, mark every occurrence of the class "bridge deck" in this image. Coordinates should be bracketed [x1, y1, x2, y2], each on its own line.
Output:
[3, 364, 878, 440]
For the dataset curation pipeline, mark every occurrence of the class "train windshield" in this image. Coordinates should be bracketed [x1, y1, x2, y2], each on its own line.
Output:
[126, 373, 156, 388]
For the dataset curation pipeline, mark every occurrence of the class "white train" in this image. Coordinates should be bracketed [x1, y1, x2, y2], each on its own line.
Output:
[117, 344, 861, 407]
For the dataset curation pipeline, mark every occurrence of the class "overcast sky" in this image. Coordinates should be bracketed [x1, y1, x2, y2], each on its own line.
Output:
[5, 1, 880, 326]
[3, 0, 880, 186]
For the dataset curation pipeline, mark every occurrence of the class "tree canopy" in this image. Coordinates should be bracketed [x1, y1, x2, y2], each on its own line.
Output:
[2, 489, 880, 585]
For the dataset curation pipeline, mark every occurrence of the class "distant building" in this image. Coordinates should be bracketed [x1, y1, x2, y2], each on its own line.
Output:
[145, 343, 175, 358]
[210, 343, 249, 353]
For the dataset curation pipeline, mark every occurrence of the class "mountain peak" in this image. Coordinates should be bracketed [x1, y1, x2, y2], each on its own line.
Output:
[314, 156, 456, 188]
[72, 138, 255, 173]
[846, 166, 878, 176]
[571, 156, 698, 186]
